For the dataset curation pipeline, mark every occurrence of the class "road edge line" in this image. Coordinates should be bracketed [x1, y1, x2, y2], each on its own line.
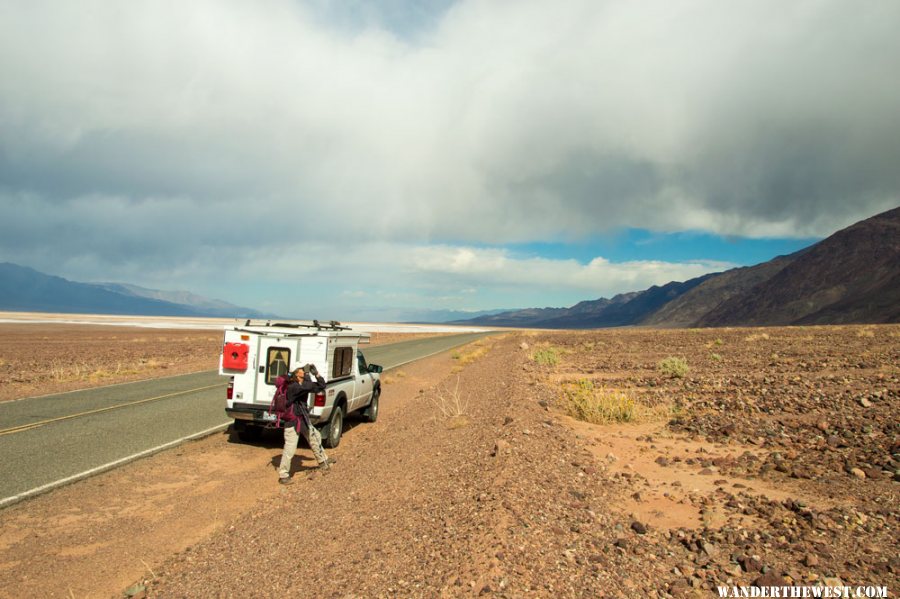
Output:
[0, 422, 230, 510]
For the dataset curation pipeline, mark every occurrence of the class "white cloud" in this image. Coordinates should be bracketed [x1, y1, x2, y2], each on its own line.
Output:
[179, 241, 731, 317]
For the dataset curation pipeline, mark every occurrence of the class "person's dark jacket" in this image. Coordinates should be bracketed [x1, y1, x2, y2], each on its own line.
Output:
[287, 373, 326, 425]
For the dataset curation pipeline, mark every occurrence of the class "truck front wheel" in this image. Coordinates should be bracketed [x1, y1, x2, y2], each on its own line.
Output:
[323, 405, 344, 449]
[362, 387, 380, 423]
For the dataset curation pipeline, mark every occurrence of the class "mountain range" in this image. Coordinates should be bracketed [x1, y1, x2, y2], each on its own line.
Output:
[0, 263, 268, 319]
[456, 206, 900, 328]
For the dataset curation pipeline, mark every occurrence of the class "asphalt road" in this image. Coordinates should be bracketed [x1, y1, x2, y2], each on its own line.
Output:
[0, 331, 490, 505]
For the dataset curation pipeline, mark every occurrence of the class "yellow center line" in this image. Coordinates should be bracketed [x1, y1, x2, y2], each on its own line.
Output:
[0, 384, 222, 437]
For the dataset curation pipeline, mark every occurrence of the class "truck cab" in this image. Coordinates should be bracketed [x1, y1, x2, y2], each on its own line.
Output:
[219, 320, 382, 446]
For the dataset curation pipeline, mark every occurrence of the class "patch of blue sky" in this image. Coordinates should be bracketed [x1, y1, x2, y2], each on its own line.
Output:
[505, 229, 820, 267]
[297, 0, 456, 39]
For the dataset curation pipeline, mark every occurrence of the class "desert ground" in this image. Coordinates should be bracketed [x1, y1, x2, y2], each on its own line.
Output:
[0, 323, 897, 598]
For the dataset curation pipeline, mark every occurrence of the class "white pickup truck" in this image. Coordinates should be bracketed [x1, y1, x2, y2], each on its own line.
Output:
[219, 320, 383, 447]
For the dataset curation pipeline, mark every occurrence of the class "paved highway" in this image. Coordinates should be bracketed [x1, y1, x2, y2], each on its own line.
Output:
[0, 332, 490, 506]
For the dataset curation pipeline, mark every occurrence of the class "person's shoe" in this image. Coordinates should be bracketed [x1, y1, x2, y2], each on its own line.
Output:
[317, 457, 336, 472]
[278, 476, 294, 485]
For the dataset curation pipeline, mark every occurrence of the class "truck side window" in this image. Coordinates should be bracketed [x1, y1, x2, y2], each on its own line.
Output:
[266, 347, 291, 385]
[357, 351, 368, 375]
[332, 347, 353, 378]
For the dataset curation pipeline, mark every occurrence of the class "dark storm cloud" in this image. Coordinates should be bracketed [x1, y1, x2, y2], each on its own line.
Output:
[0, 0, 897, 294]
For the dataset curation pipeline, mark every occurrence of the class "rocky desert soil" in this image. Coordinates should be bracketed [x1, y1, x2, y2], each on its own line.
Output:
[1, 324, 897, 598]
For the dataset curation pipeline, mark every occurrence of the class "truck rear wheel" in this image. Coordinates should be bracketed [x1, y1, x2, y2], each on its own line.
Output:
[323, 405, 344, 449]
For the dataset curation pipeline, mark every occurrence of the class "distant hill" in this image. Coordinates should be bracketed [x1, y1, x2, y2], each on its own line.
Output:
[0, 263, 268, 318]
[456, 206, 900, 328]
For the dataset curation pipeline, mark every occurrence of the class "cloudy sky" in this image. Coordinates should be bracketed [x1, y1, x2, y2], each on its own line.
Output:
[1, 0, 898, 321]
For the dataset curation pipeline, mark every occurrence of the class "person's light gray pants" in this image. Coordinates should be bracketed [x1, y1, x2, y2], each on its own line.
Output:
[278, 423, 327, 479]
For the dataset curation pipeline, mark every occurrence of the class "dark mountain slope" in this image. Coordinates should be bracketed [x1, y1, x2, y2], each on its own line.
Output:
[697, 206, 900, 326]
[641, 253, 801, 327]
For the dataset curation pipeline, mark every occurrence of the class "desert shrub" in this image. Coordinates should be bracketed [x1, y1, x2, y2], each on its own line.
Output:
[563, 380, 670, 425]
[658, 356, 689, 378]
[856, 328, 875, 338]
[710, 353, 722, 362]
[744, 332, 770, 342]
[533, 347, 560, 367]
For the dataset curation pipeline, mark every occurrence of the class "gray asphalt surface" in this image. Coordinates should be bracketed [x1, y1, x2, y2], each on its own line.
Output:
[0, 331, 490, 504]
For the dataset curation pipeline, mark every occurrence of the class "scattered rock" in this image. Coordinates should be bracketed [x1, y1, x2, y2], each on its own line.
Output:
[630, 521, 648, 535]
[752, 571, 787, 587]
[739, 556, 763, 573]
[850, 467, 866, 479]
[491, 440, 509, 457]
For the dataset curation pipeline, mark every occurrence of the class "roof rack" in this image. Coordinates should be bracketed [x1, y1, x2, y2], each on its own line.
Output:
[238, 319, 351, 331]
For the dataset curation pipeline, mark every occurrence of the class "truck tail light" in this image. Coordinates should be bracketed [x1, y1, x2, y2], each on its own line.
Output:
[314, 392, 326, 408]
[226, 377, 234, 400]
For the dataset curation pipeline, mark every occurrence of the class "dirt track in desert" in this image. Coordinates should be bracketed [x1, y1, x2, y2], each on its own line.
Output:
[0, 324, 897, 598]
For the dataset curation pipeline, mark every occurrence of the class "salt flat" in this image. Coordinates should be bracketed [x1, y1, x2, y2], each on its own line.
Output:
[0, 311, 488, 333]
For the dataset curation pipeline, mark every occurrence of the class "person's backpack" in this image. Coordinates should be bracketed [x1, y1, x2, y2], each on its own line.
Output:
[268, 374, 296, 427]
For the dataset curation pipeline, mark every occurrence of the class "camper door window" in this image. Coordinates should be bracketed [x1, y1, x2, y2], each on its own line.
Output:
[266, 347, 291, 385]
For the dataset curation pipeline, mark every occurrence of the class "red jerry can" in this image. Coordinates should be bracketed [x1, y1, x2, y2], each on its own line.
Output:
[222, 342, 249, 370]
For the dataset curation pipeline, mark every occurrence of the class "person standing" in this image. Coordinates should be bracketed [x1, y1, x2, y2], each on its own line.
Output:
[278, 364, 335, 484]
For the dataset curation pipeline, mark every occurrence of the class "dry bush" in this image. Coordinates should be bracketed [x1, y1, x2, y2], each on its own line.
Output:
[563, 380, 671, 425]
[450, 341, 492, 373]
[658, 356, 689, 378]
[710, 353, 723, 362]
[428, 376, 469, 428]
[380, 370, 407, 385]
[856, 328, 875, 338]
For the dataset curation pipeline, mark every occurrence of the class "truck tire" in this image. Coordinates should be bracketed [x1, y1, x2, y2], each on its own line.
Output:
[362, 386, 380, 423]
[323, 404, 344, 449]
